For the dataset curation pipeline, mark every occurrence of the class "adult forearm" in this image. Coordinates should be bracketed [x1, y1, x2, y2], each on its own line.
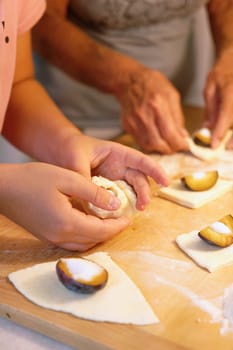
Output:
[32, 12, 142, 96]
[208, 0, 233, 55]
[3, 78, 80, 165]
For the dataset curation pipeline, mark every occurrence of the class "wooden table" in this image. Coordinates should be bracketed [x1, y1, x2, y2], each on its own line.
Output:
[1, 106, 233, 350]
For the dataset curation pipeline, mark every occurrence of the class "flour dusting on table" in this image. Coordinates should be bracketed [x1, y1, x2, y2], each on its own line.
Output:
[221, 284, 233, 334]
[114, 251, 233, 334]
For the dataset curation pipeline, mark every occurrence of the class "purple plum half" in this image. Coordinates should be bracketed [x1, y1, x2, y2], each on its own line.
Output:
[56, 257, 108, 294]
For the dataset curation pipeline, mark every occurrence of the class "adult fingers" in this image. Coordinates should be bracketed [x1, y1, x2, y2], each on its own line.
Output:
[204, 76, 218, 129]
[152, 98, 188, 152]
[123, 111, 172, 154]
[211, 90, 233, 148]
[226, 135, 233, 149]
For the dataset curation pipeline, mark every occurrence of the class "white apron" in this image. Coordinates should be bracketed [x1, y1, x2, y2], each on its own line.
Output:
[35, 0, 213, 134]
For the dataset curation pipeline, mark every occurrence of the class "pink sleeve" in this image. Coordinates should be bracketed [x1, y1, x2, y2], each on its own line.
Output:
[17, 0, 46, 35]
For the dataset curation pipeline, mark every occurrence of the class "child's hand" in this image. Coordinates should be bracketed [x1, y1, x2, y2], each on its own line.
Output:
[0, 162, 130, 251]
[57, 134, 169, 211]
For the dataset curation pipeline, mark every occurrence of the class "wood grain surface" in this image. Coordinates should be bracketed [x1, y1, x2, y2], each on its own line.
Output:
[1, 107, 233, 350]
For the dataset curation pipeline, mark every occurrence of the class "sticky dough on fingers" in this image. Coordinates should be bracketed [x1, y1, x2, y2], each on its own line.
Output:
[86, 176, 137, 219]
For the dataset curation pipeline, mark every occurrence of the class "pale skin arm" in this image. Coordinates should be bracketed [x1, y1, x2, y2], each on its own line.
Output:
[32, 0, 189, 154]
[204, 0, 233, 148]
[0, 31, 168, 251]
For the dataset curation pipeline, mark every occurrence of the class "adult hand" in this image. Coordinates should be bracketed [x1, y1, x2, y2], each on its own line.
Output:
[204, 49, 233, 149]
[57, 133, 169, 211]
[0, 162, 130, 251]
[115, 66, 189, 154]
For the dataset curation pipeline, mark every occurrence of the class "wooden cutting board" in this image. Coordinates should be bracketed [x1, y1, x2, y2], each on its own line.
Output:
[1, 106, 233, 350]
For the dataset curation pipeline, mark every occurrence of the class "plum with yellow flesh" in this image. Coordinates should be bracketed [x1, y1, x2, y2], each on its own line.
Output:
[181, 171, 218, 191]
[198, 214, 233, 247]
[56, 257, 108, 293]
[193, 127, 211, 147]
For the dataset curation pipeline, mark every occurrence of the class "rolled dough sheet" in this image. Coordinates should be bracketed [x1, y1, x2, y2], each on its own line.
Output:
[176, 231, 233, 272]
[187, 130, 233, 161]
[8, 252, 158, 325]
[158, 178, 233, 208]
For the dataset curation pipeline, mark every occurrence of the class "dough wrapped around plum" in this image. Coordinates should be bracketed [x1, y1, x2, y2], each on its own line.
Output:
[85, 176, 137, 219]
[187, 127, 233, 161]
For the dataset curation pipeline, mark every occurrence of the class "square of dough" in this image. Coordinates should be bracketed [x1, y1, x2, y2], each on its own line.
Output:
[8, 252, 159, 325]
[176, 231, 233, 272]
[158, 178, 233, 208]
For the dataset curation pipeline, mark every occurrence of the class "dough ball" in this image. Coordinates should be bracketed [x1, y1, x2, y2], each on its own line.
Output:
[87, 176, 137, 219]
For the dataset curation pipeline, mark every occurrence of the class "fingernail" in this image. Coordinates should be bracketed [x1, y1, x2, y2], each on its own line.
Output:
[109, 195, 120, 209]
